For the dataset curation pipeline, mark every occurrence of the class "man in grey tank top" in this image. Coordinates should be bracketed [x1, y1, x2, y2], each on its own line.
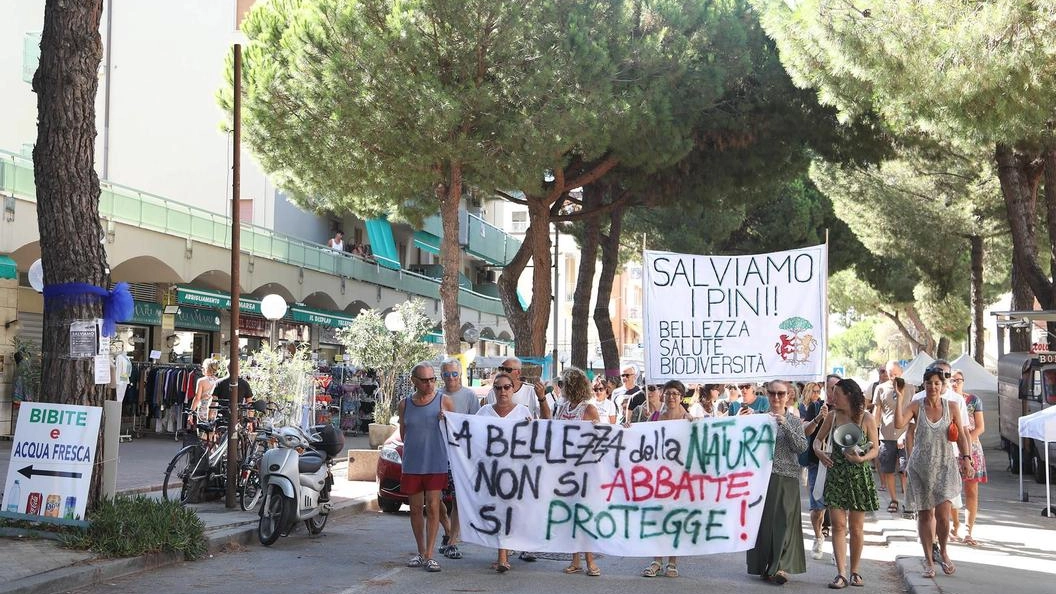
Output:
[398, 362, 454, 572]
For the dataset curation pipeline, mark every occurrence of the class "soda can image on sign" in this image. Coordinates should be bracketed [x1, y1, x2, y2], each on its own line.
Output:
[44, 494, 61, 518]
[63, 496, 77, 520]
[26, 492, 43, 515]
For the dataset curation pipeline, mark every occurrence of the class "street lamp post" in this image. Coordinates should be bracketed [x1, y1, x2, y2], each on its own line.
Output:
[261, 294, 288, 349]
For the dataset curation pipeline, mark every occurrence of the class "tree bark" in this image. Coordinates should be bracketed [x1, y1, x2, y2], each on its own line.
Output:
[995, 143, 1050, 308]
[33, 0, 108, 507]
[497, 221, 536, 354]
[1010, 254, 1034, 353]
[570, 188, 601, 369]
[438, 162, 463, 355]
[969, 234, 985, 364]
[593, 205, 624, 379]
[524, 200, 553, 356]
[1043, 145, 1056, 349]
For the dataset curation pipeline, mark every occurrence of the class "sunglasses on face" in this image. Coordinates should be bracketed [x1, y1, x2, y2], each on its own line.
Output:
[767, 390, 787, 396]
[497, 366, 519, 373]
[415, 376, 436, 383]
[494, 383, 514, 391]
[951, 378, 964, 384]
[647, 385, 659, 391]
[739, 384, 753, 390]
[441, 371, 460, 379]
[593, 386, 606, 392]
[664, 391, 683, 398]
[621, 373, 635, 378]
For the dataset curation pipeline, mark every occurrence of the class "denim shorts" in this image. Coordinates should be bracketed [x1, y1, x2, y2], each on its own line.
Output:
[806, 463, 825, 510]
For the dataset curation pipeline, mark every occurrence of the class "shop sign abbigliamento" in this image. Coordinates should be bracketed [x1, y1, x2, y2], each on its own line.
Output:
[1, 403, 102, 522]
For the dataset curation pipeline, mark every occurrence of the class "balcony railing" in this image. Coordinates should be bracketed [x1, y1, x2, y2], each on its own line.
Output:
[421, 211, 522, 266]
[0, 149, 505, 317]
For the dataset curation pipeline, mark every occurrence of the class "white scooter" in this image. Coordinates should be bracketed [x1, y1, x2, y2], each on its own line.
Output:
[257, 423, 344, 545]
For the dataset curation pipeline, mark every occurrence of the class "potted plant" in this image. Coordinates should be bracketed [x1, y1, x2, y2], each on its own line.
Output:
[338, 300, 437, 446]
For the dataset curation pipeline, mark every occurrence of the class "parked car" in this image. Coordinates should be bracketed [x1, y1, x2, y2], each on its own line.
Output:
[376, 432, 405, 513]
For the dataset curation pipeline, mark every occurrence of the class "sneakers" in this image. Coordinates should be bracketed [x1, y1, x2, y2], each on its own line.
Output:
[812, 538, 825, 560]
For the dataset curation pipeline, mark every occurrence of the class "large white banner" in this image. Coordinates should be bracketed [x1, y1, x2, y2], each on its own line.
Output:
[643, 245, 827, 383]
[444, 413, 775, 556]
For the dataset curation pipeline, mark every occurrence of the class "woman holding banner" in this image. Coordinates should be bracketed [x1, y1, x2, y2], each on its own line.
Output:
[554, 367, 602, 577]
[641, 380, 693, 578]
[746, 380, 808, 585]
[592, 378, 618, 424]
[815, 379, 880, 589]
[476, 371, 532, 573]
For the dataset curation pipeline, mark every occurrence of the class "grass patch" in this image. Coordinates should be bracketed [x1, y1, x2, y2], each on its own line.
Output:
[62, 495, 206, 560]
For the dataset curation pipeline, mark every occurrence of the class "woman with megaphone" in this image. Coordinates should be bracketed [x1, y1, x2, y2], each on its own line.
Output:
[894, 366, 973, 580]
[814, 379, 880, 589]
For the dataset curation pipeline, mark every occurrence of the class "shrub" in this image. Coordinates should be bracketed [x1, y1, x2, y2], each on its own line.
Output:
[63, 495, 206, 560]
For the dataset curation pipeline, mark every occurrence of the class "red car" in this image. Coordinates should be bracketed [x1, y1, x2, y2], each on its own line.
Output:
[376, 432, 405, 513]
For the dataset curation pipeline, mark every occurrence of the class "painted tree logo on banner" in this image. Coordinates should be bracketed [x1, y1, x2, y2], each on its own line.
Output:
[774, 316, 818, 367]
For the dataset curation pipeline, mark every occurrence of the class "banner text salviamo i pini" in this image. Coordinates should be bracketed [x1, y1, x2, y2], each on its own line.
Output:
[643, 245, 827, 382]
[444, 413, 775, 556]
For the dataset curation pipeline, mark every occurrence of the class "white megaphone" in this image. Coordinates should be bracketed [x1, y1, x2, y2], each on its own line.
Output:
[832, 423, 873, 455]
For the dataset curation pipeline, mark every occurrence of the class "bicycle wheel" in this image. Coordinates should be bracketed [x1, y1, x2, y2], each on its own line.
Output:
[239, 468, 262, 511]
[162, 445, 204, 503]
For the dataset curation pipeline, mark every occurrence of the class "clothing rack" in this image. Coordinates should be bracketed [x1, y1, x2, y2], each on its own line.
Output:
[130, 361, 202, 439]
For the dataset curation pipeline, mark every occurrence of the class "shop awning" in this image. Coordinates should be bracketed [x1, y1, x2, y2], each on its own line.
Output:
[176, 286, 262, 315]
[0, 255, 17, 280]
[623, 319, 642, 337]
[412, 230, 441, 256]
[365, 218, 401, 270]
[290, 305, 355, 328]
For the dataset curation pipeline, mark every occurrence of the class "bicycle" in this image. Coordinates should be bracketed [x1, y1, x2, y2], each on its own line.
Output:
[162, 401, 255, 504]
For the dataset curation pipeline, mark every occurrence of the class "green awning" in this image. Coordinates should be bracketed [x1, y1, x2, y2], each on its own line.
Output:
[413, 230, 441, 256]
[423, 330, 444, 344]
[516, 290, 529, 310]
[176, 286, 262, 315]
[365, 218, 401, 270]
[290, 305, 355, 328]
[0, 255, 17, 280]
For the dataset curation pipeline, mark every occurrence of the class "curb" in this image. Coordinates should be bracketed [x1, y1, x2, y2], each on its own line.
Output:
[895, 556, 941, 594]
[0, 493, 376, 594]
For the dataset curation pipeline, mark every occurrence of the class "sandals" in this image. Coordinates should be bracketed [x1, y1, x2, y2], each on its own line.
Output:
[921, 567, 936, 578]
[587, 566, 601, 577]
[407, 554, 424, 568]
[563, 565, 583, 574]
[849, 573, 864, 587]
[963, 535, 980, 547]
[495, 562, 511, 573]
[425, 559, 441, 572]
[663, 564, 678, 578]
[772, 571, 788, 585]
[642, 561, 662, 577]
[941, 559, 956, 575]
[444, 545, 463, 559]
[887, 500, 900, 513]
[828, 575, 848, 589]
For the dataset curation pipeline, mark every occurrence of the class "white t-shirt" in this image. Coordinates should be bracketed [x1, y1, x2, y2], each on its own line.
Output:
[485, 383, 540, 418]
[476, 403, 531, 420]
[593, 398, 617, 424]
[686, 402, 706, 420]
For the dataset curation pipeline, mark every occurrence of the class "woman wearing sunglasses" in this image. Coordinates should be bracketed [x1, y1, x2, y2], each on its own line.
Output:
[592, 378, 618, 424]
[628, 384, 664, 424]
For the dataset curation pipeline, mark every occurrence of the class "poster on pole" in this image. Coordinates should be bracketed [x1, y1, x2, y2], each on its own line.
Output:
[643, 245, 827, 383]
[444, 413, 775, 556]
[2, 403, 102, 521]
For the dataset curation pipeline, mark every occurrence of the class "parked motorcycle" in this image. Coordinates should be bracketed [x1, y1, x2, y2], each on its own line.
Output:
[257, 423, 344, 545]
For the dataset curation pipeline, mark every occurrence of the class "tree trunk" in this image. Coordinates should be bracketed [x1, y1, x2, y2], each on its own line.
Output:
[524, 200, 553, 356]
[904, 306, 936, 356]
[995, 143, 1051, 308]
[969, 234, 985, 364]
[570, 189, 601, 370]
[936, 336, 950, 361]
[498, 222, 535, 354]
[1010, 254, 1034, 353]
[439, 162, 463, 355]
[593, 207, 624, 379]
[33, 0, 108, 507]
[1044, 146, 1056, 350]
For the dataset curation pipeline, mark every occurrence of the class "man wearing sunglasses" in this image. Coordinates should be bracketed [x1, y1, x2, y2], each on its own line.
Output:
[484, 357, 551, 420]
[435, 358, 478, 560]
[612, 365, 644, 425]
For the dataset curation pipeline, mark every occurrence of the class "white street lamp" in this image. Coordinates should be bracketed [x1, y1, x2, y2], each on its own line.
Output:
[261, 294, 288, 347]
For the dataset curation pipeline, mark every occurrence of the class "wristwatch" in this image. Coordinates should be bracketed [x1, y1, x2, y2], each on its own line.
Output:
[960, 455, 972, 460]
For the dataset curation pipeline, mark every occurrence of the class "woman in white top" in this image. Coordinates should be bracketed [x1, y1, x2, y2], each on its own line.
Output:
[476, 372, 531, 573]
[191, 360, 220, 429]
[555, 368, 602, 577]
[591, 378, 617, 424]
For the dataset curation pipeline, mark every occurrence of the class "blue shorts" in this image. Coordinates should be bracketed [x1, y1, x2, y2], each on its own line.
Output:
[806, 463, 825, 510]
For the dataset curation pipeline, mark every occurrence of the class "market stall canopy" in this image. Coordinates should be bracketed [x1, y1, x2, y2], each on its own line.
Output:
[902, 351, 936, 385]
[1019, 406, 1056, 443]
[950, 353, 998, 393]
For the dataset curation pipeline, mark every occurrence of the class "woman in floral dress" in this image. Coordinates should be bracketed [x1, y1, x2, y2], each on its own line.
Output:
[950, 369, 987, 546]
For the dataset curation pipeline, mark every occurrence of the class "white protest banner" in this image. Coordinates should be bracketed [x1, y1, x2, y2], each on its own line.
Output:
[2, 403, 102, 521]
[444, 413, 774, 556]
[643, 244, 827, 383]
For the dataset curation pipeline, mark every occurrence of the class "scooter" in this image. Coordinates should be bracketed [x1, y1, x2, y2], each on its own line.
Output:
[257, 423, 344, 545]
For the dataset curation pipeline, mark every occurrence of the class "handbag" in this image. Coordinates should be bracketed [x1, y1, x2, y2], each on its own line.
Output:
[947, 422, 959, 442]
[812, 422, 833, 501]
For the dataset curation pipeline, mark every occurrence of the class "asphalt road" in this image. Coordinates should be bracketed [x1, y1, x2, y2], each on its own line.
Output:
[68, 509, 906, 594]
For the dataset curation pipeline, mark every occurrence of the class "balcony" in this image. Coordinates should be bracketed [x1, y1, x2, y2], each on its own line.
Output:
[0, 149, 506, 317]
[421, 212, 521, 267]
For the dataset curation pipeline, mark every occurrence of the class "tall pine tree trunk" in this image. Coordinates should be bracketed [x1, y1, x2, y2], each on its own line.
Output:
[33, 0, 109, 507]
[439, 162, 463, 355]
[497, 198, 552, 356]
[1010, 255, 1034, 353]
[593, 207, 623, 379]
[570, 187, 601, 369]
[969, 234, 985, 364]
[995, 143, 1051, 308]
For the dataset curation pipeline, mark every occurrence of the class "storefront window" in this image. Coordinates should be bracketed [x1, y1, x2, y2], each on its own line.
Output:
[114, 325, 150, 362]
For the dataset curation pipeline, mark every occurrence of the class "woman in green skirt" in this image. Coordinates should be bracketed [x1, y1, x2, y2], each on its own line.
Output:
[747, 380, 808, 585]
[815, 379, 880, 589]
